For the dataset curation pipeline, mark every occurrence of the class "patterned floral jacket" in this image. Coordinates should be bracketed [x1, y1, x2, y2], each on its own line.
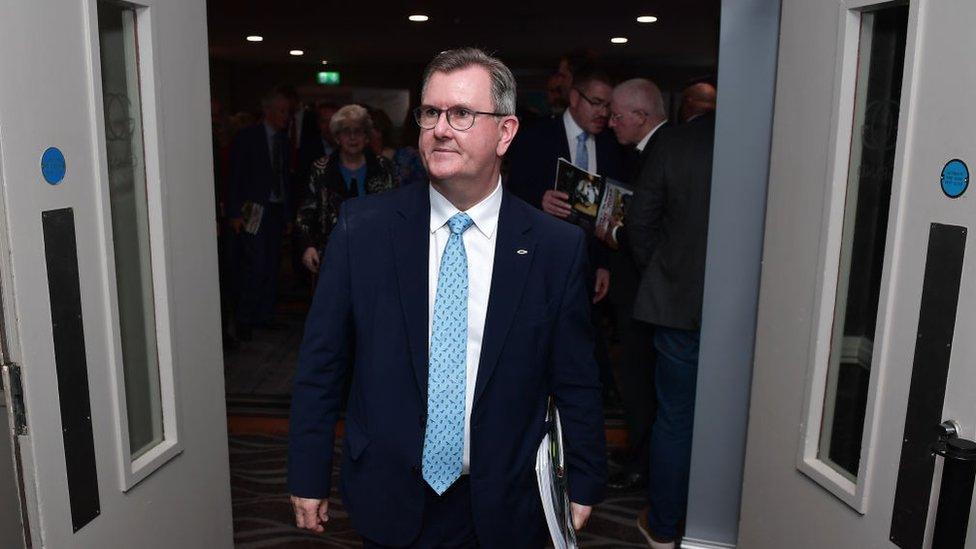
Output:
[296, 149, 397, 252]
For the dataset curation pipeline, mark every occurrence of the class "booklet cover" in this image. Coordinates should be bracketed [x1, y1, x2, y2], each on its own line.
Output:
[536, 399, 577, 549]
[594, 178, 633, 238]
[554, 158, 605, 228]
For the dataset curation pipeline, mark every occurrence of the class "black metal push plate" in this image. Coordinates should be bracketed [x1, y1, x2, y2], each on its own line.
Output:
[890, 223, 967, 548]
[41, 208, 100, 532]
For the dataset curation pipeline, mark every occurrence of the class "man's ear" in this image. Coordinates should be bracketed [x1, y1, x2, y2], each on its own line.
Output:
[496, 115, 520, 157]
[568, 88, 580, 110]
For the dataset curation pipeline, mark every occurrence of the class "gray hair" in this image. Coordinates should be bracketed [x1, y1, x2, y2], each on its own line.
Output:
[421, 47, 517, 116]
[329, 104, 373, 136]
[614, 78, 666, 120]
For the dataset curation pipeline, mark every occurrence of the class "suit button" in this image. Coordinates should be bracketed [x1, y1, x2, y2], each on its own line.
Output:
[419, 414, 427, 427]
[411, 465, 420, 476]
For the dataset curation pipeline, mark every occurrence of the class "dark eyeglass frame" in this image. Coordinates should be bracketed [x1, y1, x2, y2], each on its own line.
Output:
[574, 88, 611, 110]
[413, 105, 511, 131]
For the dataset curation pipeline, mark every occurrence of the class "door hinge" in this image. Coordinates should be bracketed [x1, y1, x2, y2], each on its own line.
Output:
[2, 362, 27, 436]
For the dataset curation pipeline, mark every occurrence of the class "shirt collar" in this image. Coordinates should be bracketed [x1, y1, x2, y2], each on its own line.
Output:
[429, 177, 503, 239]
[636, 120, 668, 152]
[563, 109, 589, 141]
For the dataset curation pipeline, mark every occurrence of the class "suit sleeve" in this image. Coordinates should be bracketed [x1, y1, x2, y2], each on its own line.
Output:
[287, 205, 354, 499]
[550, 230, 608, 505]
[628, 139, 668, 271]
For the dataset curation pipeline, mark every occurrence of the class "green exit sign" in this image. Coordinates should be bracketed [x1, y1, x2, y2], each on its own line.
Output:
[317, 71, 340, 85]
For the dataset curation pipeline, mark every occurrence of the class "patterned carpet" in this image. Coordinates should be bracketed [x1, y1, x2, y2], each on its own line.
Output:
[230, 433, 650, 548]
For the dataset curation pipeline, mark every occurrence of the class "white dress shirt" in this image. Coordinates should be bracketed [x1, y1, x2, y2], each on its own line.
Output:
[636, 120, 668, 153]
[428, 178, 502, 471]
[563, 110, 597, 173]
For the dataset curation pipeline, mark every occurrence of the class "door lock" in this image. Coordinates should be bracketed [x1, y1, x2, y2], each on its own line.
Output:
[931, 420, 976, 548]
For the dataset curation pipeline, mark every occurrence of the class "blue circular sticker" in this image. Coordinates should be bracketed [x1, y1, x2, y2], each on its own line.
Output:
[41, 147, 66, 185]
[941, 159, 969, 199]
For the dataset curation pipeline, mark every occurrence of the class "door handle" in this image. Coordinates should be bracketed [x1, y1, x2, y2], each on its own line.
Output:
[931, 420, 976, 548]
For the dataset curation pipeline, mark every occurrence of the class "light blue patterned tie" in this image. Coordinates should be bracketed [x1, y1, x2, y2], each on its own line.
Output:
[575, 131, 590, 172]
[422, 212, 474, 494]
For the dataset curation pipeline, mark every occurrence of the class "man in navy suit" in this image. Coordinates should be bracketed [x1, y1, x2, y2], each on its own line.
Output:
[227, 89, 292, 339]
[288, 47, 607, 548]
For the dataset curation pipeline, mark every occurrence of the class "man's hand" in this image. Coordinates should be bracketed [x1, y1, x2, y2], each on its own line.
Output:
[542, 190, 572, 218]
[592, 267, 610, 304]
[302, 247, 321, 273]
[291, 495, 328, 533]
[570, 502, 593, 531]
[229, 217, 245, 234]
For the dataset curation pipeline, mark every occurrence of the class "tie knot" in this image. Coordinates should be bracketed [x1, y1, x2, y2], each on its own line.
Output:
[577, 131, 589, 144]
[447, 213, 474, 235]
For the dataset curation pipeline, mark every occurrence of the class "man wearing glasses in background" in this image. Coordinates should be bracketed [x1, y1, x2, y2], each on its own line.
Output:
[506, 64, 627, 418]
[288, 47, 607, 548]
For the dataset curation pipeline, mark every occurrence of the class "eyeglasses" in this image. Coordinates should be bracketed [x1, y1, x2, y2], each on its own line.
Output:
[609, 110, 647, 122]
[574, 88, 610, 111]
[413, 105, 510, 131]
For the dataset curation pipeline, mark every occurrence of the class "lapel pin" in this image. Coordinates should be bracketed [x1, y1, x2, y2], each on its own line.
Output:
[516, 249, 528, 255]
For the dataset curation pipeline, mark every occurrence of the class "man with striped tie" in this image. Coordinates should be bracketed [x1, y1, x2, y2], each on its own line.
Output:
[288, 47, 606, 548]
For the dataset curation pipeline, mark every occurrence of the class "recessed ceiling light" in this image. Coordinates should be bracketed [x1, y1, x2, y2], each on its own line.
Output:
[637, 15, 658, 23]
[321, 60, 329, 65]
[289, 49, 304, 56]
[408, 14, 429, 22]
[610, 37, 629, 44]
[246, 35, 263, 42]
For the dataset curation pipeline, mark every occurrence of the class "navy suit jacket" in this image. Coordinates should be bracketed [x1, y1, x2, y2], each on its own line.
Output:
[227, 123, 289, 219]
[288, 182, 607, 547]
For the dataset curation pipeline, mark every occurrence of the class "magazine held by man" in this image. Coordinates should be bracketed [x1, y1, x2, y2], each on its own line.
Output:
[553, 158, 631, 235]
[536, 398, 578, 549]
[594, 179, 634, 239]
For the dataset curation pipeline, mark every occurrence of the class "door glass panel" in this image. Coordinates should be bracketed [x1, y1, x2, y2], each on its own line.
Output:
[818, 4, 909, 480]
[97, 0, 164, 459]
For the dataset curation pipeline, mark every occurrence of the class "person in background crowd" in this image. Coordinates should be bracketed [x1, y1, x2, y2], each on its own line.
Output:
[367, 106, 398, 160]
[299, 101, 340, 197]
[679, 81, 717, 123]
[628, 99, 717, 549]
[227, 88, 293, 341]
[296, 104, 397, 274]
[229, 111, 256, 135]
[553, 48, 598, 109]
[368, 105, 429, 187]
[600, 78, 670, 493]
[546, 71, 568, 116]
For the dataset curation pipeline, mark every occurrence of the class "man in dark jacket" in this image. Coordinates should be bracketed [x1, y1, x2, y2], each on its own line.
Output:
[600, 78, 669, 492]
[226, 89, 292, 340]
[628, 110, 716, 548]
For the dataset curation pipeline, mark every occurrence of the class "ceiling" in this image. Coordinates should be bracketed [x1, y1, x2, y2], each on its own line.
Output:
[207, 0, 722, 73]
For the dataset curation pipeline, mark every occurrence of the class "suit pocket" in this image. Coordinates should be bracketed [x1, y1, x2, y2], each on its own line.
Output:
[343, 417, 370, 462]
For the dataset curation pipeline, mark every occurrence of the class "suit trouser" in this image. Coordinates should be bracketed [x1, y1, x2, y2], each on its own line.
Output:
[235, 202, 285, 327]
[614, 308, 656, 473]
[647, 326, 700, 539]
[362, 476, 478, 548]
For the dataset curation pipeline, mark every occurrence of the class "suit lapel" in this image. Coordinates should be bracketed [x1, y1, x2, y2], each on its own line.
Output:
[473, 191, 536, 406]
[555, 116, 572, 161]
[392, 184, 431, 397]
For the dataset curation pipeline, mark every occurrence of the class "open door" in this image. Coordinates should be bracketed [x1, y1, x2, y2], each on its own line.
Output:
[742, 0, 976, 547]
[0, 0, 232, 546]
